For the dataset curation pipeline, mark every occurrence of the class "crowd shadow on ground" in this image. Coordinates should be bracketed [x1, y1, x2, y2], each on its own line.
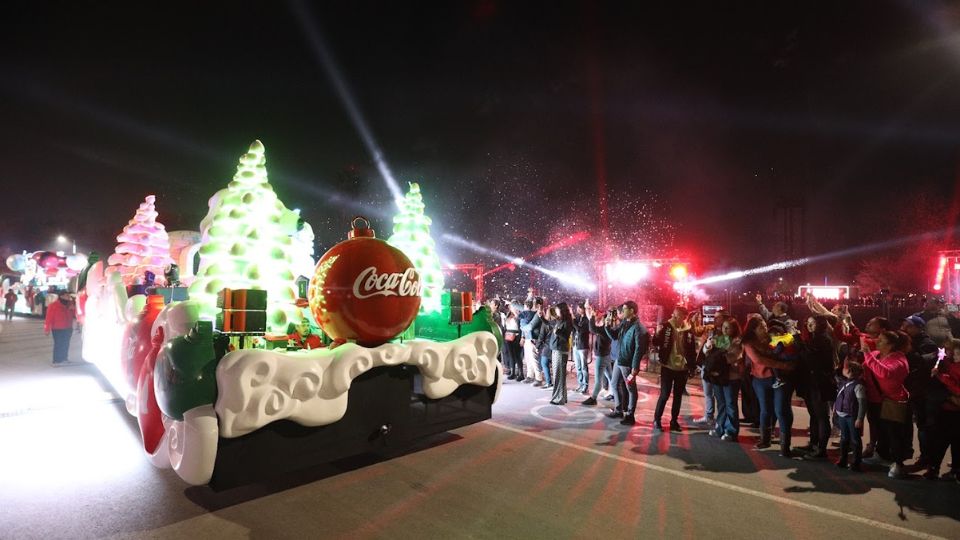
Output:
[626, 418, 960, 523]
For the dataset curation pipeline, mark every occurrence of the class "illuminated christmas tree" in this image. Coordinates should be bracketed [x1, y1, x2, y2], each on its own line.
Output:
[388, 182, 444, 313]
[189, 140, 312, 332]
[106, 195, 173, 286]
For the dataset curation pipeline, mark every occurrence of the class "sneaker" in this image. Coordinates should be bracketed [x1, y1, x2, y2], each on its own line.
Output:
[606, 409, 624, 419]
[694, 416, 714, 424]
[863, 455, 891, 467]
[619, 414, 636, 426]
[523, 378, 535, 384]
[670, 420, 682, 432]
[720, 434, 735, 442]
[582, 397, 597, 406]
[772, 379, 784, 389]
[888, 463, 905, 479]
[708, 429, 720, 437]
[549, 399, 566, 406]
[603, 394, 615, 401]
[804, 451, 828, 461]
[836, 460, 848, 469]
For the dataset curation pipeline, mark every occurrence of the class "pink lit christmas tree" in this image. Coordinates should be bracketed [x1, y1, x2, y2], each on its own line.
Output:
[107, 195, 173, 286]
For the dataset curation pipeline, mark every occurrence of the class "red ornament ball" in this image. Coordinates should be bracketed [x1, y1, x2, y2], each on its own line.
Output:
[308, 217, 421, 346]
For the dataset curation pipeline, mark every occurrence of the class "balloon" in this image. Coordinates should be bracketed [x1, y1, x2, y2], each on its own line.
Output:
[5, 254, 25, 272]
[66, 253, 88, 271]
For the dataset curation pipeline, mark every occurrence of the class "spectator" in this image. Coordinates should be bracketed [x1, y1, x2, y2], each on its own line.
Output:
[859, 316, 895, 459]
[601, 300, 649, 426]
[731, 317, 796, 456]
[704, 317, 742, 441]
[503, 302, 524, 382]
[44, 292, 77, 366]
[914, 298, 953, 346]
[519, 299, 540, 384]
[926, 339, 960, 481]
[652, 306, 696, 432]
[798, 315, 839, 460]
[902, 315, 938, 471]
[4, 288, 17, 321]
[834, 360, 867, 472]
[582, 305, 614, 406]
[572, 303, 592, 395]
[756, 294, 791, 327]
[549, 302, 574, 406]
[862, 330, 912, 478]
[536, 306, 555, 390]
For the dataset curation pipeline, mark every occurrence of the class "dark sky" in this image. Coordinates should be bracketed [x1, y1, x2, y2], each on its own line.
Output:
[2, 1, 959, 286]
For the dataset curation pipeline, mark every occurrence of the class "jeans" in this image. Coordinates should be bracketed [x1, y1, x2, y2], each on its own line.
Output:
[52, 327, 72, 363]
[540, 354, 552, 386]
[573, 349, 589, 391]
[702, 376, 716, 419]
[591, 355, 613, 399]
[752, 376, 793, 441]
[3, 305, 13, 321]
[523, 340, 541, 381]
[551, 351, 569, 403]
[654, 367, 688, 424]
[836, 414, 862, 465]
[805, 384, 832, 454]
[611, 365, 637, 415]
[716, 380, 741, 436]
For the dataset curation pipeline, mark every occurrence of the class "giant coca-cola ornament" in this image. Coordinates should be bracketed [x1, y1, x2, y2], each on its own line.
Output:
[308, 216, 422, 346]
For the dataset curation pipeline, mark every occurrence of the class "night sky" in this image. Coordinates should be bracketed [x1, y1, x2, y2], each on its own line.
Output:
[2, 1, 959, 292]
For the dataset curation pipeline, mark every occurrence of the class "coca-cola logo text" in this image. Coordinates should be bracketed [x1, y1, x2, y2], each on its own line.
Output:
[352, 267, 421, 299]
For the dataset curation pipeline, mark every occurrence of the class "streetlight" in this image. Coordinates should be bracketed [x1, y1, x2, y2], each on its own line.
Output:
[56, 235, 76, 255]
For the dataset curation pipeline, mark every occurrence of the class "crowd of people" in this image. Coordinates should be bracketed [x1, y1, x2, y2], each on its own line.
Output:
[487, 292, 960, 482]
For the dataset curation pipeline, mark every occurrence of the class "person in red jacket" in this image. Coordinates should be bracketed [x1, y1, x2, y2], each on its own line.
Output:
[862, 330, 911, 478]
[926, 339, 960, 482]
[44, 292, 76, 366]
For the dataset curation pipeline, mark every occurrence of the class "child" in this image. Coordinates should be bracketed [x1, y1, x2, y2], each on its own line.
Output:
[768, 320, 800, 389]
[834, 361, 866, 471]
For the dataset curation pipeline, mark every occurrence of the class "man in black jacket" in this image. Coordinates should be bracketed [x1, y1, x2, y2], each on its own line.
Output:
[902, 315, 939, 469]
[598, 301, 649, 426]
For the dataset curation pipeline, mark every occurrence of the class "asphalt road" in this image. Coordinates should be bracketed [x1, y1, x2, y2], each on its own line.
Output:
[0, 318, 957, 539]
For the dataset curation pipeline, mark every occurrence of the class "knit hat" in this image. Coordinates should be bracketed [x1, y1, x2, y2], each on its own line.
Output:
[903, 315, 926, 329]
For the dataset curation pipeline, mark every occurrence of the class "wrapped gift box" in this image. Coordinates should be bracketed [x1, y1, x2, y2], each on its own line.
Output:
[216, 288, 268, 311]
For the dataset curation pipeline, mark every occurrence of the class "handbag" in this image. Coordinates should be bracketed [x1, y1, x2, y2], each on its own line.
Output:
[504, 332, 517, 342]
[880, 398, 911, 424]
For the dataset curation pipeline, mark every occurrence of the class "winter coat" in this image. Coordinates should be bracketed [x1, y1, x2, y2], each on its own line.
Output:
[572, 315, 591, 350]
[587, 316, 612, 357]
[653, 320, 696, 372]
[799, 333, 837, 402]
[602, 317, 649, 370]
[863, 350, 910, 403]
[549, 319, 573, 353]
[44, 300, 75, 332]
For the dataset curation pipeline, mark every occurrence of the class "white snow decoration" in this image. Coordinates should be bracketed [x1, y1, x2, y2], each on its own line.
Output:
[81, 261, 131, 398]
[146, 405, 219, 486]
[216, 331, 501, 438]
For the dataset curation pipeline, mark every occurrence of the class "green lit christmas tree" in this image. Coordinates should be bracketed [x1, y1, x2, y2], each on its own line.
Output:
[388, 182, 444, 313]
[188, 140, 313, 332]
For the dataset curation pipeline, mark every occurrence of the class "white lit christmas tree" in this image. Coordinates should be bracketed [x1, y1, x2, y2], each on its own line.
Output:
[388, 182, 444, 313]
[188, 140, 313, 332]
[106, 195, 173, 286]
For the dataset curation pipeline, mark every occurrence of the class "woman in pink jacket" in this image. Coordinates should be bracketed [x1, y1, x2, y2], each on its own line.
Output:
[862, 330, 911, 478]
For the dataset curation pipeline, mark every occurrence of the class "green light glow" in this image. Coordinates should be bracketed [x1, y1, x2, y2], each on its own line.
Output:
[188, 140, 313, 333]
[388, 182, 444, 313]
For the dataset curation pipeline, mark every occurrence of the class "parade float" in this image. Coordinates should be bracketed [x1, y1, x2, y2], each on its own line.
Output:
[2, 249, 89, 315]
[80, 141, 501, 489]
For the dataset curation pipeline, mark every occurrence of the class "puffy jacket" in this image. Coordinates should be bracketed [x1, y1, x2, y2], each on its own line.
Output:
[653, 320, 696, 372]
[44, 300, 75, 332]
[572, 315, 591, 350]
[602, 317, 649, 370]
[863, 350, 909, 403]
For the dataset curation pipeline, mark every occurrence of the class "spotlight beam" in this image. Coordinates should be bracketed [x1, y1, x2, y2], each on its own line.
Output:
[441, 234, 596, 291]
[290, 0, 404, 206]
[691, 226, 960, 287]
